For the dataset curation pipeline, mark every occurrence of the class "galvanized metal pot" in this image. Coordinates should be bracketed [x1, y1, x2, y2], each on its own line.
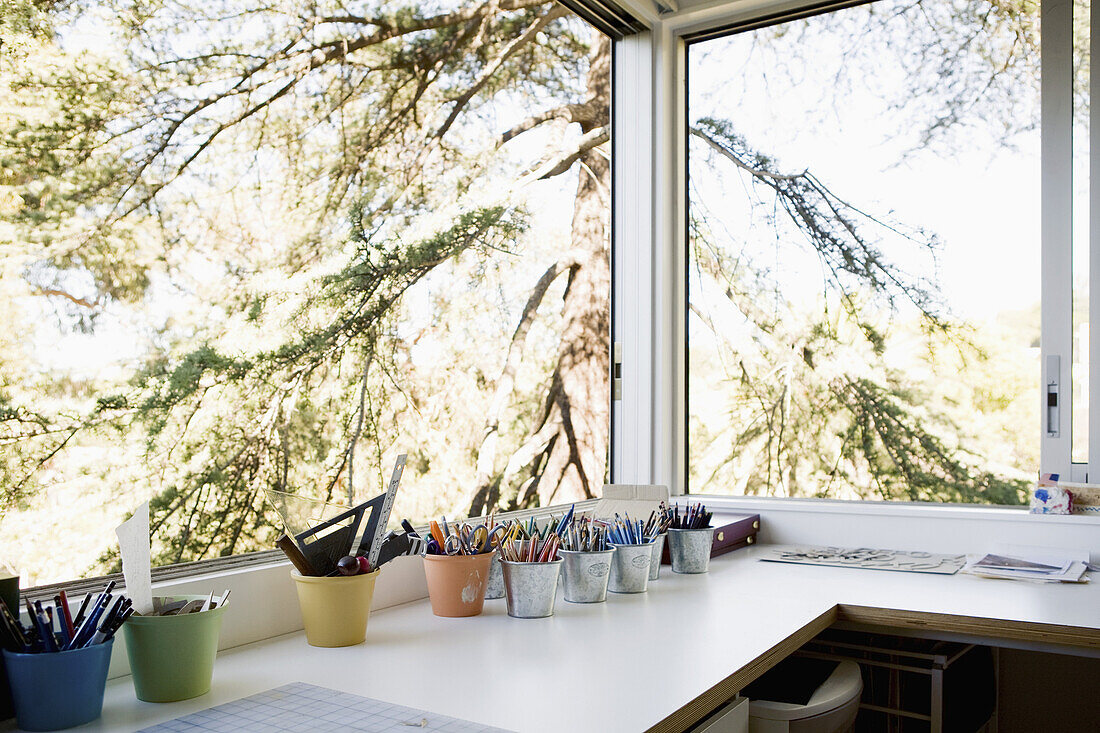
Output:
[648, 533, 667, 581]
[559, 548, 614, 603]
[667, 527, 714, 574]
[501, 558, 564, 618]
[484, 554, 504, 600]
[608, 542, 654, 594]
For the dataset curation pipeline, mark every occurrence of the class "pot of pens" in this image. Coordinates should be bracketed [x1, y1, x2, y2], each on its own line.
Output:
[0, 585, 129, 731]
[499, 516, 564, 618]
[605, 516, 659, 594]
[292, 560, 380, 648]
[558, 514, 614, 604]
[666, 502, 714, 574]
[122, 590, 230, 702]
[422, 518, 497, 617]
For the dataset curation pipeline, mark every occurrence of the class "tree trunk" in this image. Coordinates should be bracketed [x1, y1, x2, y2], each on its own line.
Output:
[519, 35, 611, 507]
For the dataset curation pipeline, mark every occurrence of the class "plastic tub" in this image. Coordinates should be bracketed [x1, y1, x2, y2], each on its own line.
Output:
[292, 569, 379, 647]
[3, 639, 113, 731]
[122, 595, 227, 702]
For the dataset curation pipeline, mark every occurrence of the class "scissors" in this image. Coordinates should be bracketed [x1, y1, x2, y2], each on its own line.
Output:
[443, 534, 466, 555]
[451, 525, 494, 554]
[484, 524, 508, 552]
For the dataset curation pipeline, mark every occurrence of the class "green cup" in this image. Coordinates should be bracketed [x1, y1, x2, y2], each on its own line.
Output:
[122, 595, 227, 702]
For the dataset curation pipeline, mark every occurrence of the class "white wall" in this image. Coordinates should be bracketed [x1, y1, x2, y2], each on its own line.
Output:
[697, 496, 1100, 563]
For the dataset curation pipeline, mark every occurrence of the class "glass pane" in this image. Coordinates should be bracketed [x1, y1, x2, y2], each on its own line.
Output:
[0, 2, 610, 584]
[1073, 0, 1091, 464]
[687, 0, 1040, 504]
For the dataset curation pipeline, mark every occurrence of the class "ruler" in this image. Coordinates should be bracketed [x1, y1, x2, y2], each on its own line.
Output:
[359, 453, 407, 569]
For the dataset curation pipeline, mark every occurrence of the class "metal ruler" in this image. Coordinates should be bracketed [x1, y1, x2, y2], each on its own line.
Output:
[360, 453, 406, 569]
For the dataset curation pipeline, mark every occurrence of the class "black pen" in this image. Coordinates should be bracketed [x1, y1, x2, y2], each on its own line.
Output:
[401, 519, 420, 538]
[72, 592, 92, 629]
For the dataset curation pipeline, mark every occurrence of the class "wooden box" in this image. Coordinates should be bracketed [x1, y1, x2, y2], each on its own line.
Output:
[661, 513, 760, 564]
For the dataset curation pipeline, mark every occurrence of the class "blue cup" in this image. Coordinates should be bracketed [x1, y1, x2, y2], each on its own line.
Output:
[2, 639, 113, 731]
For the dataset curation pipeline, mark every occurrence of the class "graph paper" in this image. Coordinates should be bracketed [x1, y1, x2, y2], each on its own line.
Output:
[138, 681, 514, 732]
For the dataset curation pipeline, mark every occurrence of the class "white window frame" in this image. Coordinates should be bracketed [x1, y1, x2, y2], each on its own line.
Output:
[609, 0, 1100, 496]
[28, 0, 654, 610]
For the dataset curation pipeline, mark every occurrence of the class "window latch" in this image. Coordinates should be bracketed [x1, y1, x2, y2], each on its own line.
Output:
[1046, 355, 1060, 437]
[613, 342, 622, 401]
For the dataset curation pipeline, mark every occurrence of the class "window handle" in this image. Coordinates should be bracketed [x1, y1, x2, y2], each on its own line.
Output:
[1046, 354, 1060, 437]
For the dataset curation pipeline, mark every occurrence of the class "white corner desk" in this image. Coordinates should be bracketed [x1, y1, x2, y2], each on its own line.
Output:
[25, 546, 1100, 733]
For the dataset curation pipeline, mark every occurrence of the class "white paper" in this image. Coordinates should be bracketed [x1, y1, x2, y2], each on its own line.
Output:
[594, 484, 669, 519]
[116, 501, 154, 615]
[962, 544, 1091, 583]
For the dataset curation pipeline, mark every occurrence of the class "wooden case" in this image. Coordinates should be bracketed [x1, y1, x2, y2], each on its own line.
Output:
[661, 513, 760, 564]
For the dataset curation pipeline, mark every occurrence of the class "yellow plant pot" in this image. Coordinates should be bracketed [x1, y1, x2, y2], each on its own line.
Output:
[292, 569, 379, 647]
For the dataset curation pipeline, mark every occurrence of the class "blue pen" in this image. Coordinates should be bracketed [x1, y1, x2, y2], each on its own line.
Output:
[69, 593, 110, 650]
[35, 605, 57, 652]
[53, 601, 71, 648]
[85, 596, 124, 648]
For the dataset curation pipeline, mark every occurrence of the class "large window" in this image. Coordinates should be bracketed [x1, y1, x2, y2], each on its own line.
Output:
[1, 0, 612, 585]
[686, 0, 1050, 503]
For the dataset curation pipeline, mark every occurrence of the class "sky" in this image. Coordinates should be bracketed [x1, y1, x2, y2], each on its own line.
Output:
[688, 22, 1046, 326]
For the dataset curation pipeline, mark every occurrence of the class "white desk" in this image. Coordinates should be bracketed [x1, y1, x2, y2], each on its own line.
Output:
[30, 547, 1100, 732]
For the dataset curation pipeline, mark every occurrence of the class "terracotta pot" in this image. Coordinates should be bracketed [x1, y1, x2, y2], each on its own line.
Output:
[422, 552, 494, 617]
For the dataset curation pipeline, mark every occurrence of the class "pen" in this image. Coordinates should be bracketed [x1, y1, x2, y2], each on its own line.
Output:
[69, 588, 112, 650]
[72, 592, 92, 629]
[53, 597, 71, 648]
[57, 590, 76, 638]
[38, 604, 58, 652]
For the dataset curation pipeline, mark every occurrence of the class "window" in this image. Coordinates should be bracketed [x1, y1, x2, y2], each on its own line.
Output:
[685, 0, 1050, 504]
[1, 0, 613, 585]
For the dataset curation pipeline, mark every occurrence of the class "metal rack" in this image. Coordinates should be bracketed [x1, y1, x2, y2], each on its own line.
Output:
[795, 631, 996, 733]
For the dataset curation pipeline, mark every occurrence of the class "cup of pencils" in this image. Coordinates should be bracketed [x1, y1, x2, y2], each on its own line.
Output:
[0, 585, 129, 731]
[499, 515, 565, 618]
[558, 513, 614, 603]
[666, 502, 715, 574]
[422, 518, 497, 617]
[122, 591, 230, 702]
[605, 516, 658, 594]
[644, 505, 673, 581]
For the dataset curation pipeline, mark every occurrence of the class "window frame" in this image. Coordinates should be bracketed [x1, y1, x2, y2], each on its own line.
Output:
[660, 0, 1096, 499]
[29, 0, 1100, 608]
[24, 2, 640, 598]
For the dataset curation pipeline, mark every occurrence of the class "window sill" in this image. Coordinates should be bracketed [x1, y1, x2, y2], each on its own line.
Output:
[689, 493, 1100, 527]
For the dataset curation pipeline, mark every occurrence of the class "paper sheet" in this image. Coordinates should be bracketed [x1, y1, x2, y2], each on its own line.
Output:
[116, 501, 154, 615]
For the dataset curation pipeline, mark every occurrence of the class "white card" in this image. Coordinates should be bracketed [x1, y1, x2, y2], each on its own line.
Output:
[116, 501, 154, 615]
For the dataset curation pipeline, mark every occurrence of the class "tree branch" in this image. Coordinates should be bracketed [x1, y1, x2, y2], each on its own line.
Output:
[434, 3, 567, 140]
[499, 102, 599, 145]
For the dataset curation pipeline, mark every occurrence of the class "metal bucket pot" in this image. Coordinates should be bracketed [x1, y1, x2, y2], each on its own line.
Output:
[484, 554, 505, 599]
[648, 533, 667, 581]
[501, 559, 563, 618]
[667, 527, 714, 574]
[608, 542, 654, 594]
[559, 548, 614, 603]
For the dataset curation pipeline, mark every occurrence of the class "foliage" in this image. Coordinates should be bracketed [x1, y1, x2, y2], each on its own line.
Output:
[0, 0, 1046, 583]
